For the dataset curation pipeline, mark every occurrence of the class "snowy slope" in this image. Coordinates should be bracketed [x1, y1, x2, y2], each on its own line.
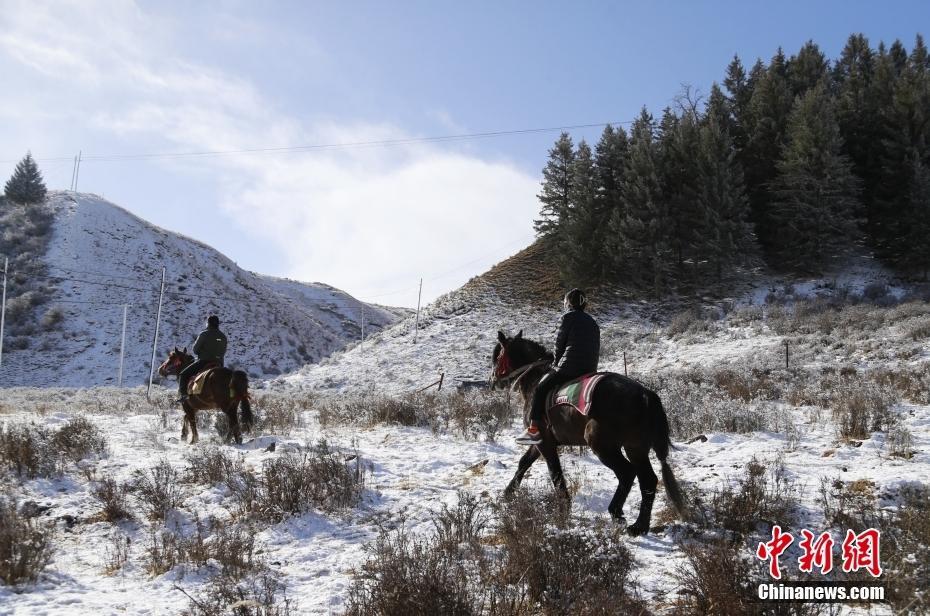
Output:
[0, 192, 406, 387]
[279, 248, 924, 395]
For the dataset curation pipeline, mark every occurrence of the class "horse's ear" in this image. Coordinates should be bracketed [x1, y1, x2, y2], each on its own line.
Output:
[182, 347, 187, 354]
[515, 329, 523, 340]
[497, 330, 507, 345]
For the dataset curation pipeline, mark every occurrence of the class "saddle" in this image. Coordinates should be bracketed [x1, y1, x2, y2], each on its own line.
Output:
[546, 372, 610, 416]
[187, 361, 221, 396]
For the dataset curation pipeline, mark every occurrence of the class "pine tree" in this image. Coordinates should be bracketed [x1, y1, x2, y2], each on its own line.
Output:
[744, 49, 794, 257]
[787, 41, 829, 99]
[695, 101, 755, 280]
[535, 133, 575, 240]
[769, 84, 861, 270]
[592, 124, 629, 281]
[659, 108, 702, 277]
[723, 56, 753, 152]
[897, 155, 930, 278]
[611, 108, 672, 294]
[874, 36, 930, 266]
[561, 140, 600, 284]
[833, 34, 882, 239]
[4, 152, 47, 205]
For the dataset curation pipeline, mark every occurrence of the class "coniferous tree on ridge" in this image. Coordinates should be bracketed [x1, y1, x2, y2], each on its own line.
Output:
[4, 152, 47, 205]
[561, 140, 600, 284]
[535, 133, 575, 245]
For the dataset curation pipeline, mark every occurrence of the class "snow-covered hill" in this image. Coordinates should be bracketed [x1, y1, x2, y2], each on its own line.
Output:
[0, 192, 407, 387]
[279, 242, 925, 394]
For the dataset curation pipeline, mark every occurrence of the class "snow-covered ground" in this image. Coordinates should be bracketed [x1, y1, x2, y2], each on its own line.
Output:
[0, 192, 406, 388]
[0, 382, 925, 614]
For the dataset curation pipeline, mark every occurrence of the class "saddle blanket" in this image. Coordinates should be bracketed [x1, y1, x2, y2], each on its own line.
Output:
[547, 372, 610, 416]
[188, 367, 218, 396]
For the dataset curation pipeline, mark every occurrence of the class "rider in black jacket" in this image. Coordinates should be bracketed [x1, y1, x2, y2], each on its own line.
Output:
[517, 289, 600, 445]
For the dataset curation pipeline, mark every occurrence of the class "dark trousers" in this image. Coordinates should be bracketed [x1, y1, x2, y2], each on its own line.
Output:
[529, 369, 580, 424]
[178, 359, 215, 395]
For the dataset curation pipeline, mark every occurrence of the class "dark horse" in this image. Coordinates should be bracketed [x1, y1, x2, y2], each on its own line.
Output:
[157, 348, 253, 445]
[492, 330, 687, 535]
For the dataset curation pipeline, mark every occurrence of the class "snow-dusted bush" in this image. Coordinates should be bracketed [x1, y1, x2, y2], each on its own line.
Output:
[702, 457, 799, 537]
[92, 476, 134, 522]
[230, 441, 368, 522]
[130, 459, 185, 521]
[184, 446, 244, 487]
[52, 416, 108, 464]
[181, 569, 295, 616]
[319, 391, 515, 441]
[0, 494, 54, 586]
[828, 379, 897, 440]
[0, 423, 57, 477]
[347, 489, 645, 616]
[673, 538, 825, 616]
[250, 392, 310, 436]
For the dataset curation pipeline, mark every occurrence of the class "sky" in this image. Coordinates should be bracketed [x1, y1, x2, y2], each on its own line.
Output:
[1, 1, 927, 308]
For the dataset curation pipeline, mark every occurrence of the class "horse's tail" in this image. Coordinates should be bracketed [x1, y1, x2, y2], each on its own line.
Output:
[646, 389, 688, 519]
[230, 370, 253, 432]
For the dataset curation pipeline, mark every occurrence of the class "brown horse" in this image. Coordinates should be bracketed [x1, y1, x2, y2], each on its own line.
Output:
[157, 348, 253, 445]
[491, 330, 687, 535]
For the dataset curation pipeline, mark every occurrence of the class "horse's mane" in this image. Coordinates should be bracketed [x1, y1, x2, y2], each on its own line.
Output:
[518, 336, 553, 361]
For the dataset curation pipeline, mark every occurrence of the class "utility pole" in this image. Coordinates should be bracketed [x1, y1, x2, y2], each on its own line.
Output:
[0, 258, 7, 373]
[118, 304, 128, 387]
[147, 267, 166, 400]
[70, 155, 78, 191]
[73, 150, 82, 192]
[414, 278, 422, 344]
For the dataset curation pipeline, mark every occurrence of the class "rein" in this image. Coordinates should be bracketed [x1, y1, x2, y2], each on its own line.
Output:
[495, 358, 552, 392]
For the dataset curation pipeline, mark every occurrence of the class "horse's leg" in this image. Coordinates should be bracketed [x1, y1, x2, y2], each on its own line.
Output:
[504, 446, 541, 496]
[536, 438, 570, 501]
[625, 445, 658, 536]
[585, 421, 636, 522]
[225, 403, 242, 445]
[180, 409, 189, 442]
[188, 404, 200, 445]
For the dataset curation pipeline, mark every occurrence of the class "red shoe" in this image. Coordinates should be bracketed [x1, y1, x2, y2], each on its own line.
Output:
[516, 425, 542, 445]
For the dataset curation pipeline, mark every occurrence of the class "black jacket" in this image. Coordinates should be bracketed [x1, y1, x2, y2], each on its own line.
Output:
[192, 327, 227, 363]
[554, 309, 600, 375]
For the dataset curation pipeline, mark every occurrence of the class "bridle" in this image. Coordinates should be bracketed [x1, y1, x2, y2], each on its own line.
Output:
[160, 352, 190, 377]
[491, 346, 552, 392]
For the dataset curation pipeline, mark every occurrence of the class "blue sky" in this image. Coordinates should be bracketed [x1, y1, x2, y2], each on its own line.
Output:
[1, 1, 927, 307]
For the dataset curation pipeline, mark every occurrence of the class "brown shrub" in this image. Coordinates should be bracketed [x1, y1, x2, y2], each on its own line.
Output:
[0, 494, 54, 585]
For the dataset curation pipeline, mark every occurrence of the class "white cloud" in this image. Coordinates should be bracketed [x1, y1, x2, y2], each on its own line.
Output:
[0, 0, 541, 306]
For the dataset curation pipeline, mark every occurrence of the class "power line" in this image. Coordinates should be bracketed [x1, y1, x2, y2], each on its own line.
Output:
[2, 120, 631, 164]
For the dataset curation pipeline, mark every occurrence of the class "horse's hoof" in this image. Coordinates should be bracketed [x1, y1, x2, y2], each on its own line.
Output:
[626, 522, 650, 536]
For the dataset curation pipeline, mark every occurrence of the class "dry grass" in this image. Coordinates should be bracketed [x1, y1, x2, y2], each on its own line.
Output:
[131, 459, 185, 521]
[92, 476, 134, 522]
[0, 493, 54, 586]
[698, 457, 799, 537]
[0, 417, 107, 478]
[228, 441, 368, 522]
[346, 489, 646, 616]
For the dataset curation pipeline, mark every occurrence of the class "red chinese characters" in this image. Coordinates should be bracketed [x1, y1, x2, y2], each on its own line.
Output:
[798, 530, 834, 574]
[757, 527, 882, 579]
[757, 525, 794, 579]
[841, 529, 882, 577]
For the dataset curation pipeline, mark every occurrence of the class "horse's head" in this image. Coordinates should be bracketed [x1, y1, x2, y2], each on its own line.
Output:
[158, 347, 193, 378]
[490, 330, 552, 390]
